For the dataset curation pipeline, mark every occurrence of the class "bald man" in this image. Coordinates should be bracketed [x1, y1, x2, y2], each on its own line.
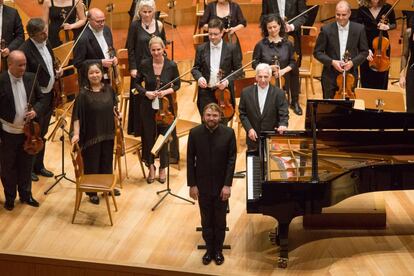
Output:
[73, 8, 118, 87]
[0, 50, 45, 211]
[313, 0, 368, 99]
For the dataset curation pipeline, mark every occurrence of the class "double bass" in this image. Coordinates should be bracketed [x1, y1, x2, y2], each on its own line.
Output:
[334, 50, 355, 100]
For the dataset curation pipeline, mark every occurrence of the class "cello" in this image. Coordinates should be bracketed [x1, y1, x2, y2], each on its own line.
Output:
[334, 50, 355, 100]
[23, 65, 44, 155]
[369, 0, 401, 72]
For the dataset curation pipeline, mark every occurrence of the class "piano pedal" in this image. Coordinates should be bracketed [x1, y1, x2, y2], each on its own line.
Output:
[277, 257, 288, 269]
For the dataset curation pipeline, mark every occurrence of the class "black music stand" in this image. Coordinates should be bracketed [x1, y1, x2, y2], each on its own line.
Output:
[151, 118, 194, 211]
[44, 117, 75, 194]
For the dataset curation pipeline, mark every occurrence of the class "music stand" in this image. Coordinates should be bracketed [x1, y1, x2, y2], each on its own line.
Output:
[355, 88, 406, 112]
[151, 118, 195, 211]
[44, 116, 75, 195]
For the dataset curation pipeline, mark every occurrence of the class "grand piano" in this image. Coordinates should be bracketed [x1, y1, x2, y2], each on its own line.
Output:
[246, 100, 414, 268]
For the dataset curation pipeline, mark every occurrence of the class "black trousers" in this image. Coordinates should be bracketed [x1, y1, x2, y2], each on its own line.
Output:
[33, 93, 53, 172]
[198, 193, 228, 253]
[406, 66, 414, 113]
[81, 139, 114, 196]
[0, 131, 33, 202]
[284, 68, 300, 104]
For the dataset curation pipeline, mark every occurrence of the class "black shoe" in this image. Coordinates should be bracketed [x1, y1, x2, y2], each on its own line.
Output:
[31, 172, 39, 182]
[105, 189, 121, 197]
[202, 251, 213, 265]
[35, 168, 54, 178]
[4, 200, 14, 211]
[214, 252, 224, 265]
[89, 195, 100, 204]
[290, 102, 303, 116]
[20, 196, 40, 207]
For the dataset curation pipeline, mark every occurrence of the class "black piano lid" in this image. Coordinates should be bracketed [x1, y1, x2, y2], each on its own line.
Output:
[305, 100, 414, 130]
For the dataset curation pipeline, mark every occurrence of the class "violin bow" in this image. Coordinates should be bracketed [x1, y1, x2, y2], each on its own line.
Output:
[287, 5, 318, 25]
[27, 65, 41, 112]
[60, 0, 83, 27]
[218, 59, 255, 84]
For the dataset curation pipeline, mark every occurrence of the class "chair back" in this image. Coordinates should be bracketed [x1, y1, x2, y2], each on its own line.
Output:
[233, 77, 256, 99]
[61, 67, 79, 97]
[300, 26, 318, 71]
[71, 143, 84, 182]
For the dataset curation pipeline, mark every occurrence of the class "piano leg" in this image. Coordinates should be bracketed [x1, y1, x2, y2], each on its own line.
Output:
[276, 222, 290, 268]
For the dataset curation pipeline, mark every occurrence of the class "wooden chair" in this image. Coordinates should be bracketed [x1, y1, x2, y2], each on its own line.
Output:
[114, 134, 146, 183]
[192, 34, 209, 102]
[299, 26, 318, 98]
[71, 143, 118, 226]
[116, 48, 131, 129]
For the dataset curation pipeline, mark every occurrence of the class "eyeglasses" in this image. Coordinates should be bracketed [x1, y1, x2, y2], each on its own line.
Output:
[91, 18, 106, 24]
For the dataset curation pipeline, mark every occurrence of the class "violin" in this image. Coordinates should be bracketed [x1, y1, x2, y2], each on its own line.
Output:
[0, 39, 6, 73]
[270, 55, 285, 89]
[52, 58, 66, 109]
[214, 69, 234, 120]
[223, 15, 238, 45]
[58, 0, 82, 43]
[154, 76, 175, 126]
[334, 50, 355, 100]
[23, 66, 44, 155]
[108, 46, 123, 95]
[369, 0, 400, 72]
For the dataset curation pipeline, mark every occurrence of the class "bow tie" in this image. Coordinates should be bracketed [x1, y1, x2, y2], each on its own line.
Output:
[211, 45, 221, 50]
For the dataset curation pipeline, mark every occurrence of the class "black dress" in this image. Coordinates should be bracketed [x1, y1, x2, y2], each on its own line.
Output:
[252, 37, 300, 103]
[126, 19, 166, 136]
[133, 58, 180, 168]
[48, 0, 77, 48]
[199, 1, 246, 59]
[355, 4, 396, 89]
[72, 85, 117, 174]
[406, 31, 414, 113]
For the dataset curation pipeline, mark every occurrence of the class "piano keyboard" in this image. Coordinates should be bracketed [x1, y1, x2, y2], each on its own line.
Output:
[247, 155, 261, 200]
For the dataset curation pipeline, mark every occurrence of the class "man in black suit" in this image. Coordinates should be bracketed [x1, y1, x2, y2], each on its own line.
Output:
[0, 0, 25, 69]
[0, 50, 45, 210]
[313, 0, 369, 99]
[73, 7, 118, 87]
[191, 18, 241, 121]
[239, 63, 289, 151]
[20, 18, 63, 181]
[187, 102, 236, 266]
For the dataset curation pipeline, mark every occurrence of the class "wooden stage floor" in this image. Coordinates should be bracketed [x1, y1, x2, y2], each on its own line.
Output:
[2, 1, 414, 275]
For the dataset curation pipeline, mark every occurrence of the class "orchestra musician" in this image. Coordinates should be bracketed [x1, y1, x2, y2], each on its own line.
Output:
[0, 0, 25, 69]
[73, 8, 118, 88]
[187, 102, 236, 266]
[199, 0, 247, 60]
[313, 0, 369, 99]
[252, 13, 302, 115]
[42, 0, 87, 48]
[70, 62, 120, 205]
[355, 0, 396, 89]
[0, 51, 45, 211]
[191, 18, 241, 122]
[132, 36, 180, 184]
[239, 63, 289, 151]
[126, 0, 166, 136]
[400, 20, 414, 112]
[19, 18, 63, 182]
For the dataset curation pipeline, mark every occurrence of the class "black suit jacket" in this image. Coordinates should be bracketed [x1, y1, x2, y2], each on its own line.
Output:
[1, 5, 24, 51]
[261, 0, 307, 30]
[238, 84, 289, 150]
[191, 41, 242, 84]
[19, 39, 55, 89]
[73, 25, 114, 77]
[187, 124, 236, 196]
[313, 21, 369, 98]
[0, 72, 45, 124]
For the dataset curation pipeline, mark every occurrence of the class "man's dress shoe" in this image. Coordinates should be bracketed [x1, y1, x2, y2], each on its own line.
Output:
[290, 102, 303, 116]
[31, 172, 39, 182]
[35, 168, 54, 177]
[20, 196, 39, 207]
[89, 195, 100, 205]
[214, 252, 225, 265]
[4, 200, 14, 211]
[202, 251, 213, 265]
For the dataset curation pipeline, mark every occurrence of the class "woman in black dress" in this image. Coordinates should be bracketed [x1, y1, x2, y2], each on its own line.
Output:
[126, 0, 166, 136]
[71, 63, 119, 204]
[356, 0, 396, 89]
[199, 0, 246, 59]
[400, 21, 414, 112]
[42, 0, 86, 48]
[133, 36, 180, 184]
[252, 13, 301, 115]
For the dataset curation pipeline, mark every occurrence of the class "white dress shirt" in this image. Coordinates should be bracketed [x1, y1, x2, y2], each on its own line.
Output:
[257, 84, 269, 114]
[90, 25, 110, 60]
[0, 5, 3, 41]
[337, 21, 349, 60]
[209, 39, 223, 87]
[31, 39, 55, 94]
[0, 71, 27, 134]
[277, 0, 286, 19]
